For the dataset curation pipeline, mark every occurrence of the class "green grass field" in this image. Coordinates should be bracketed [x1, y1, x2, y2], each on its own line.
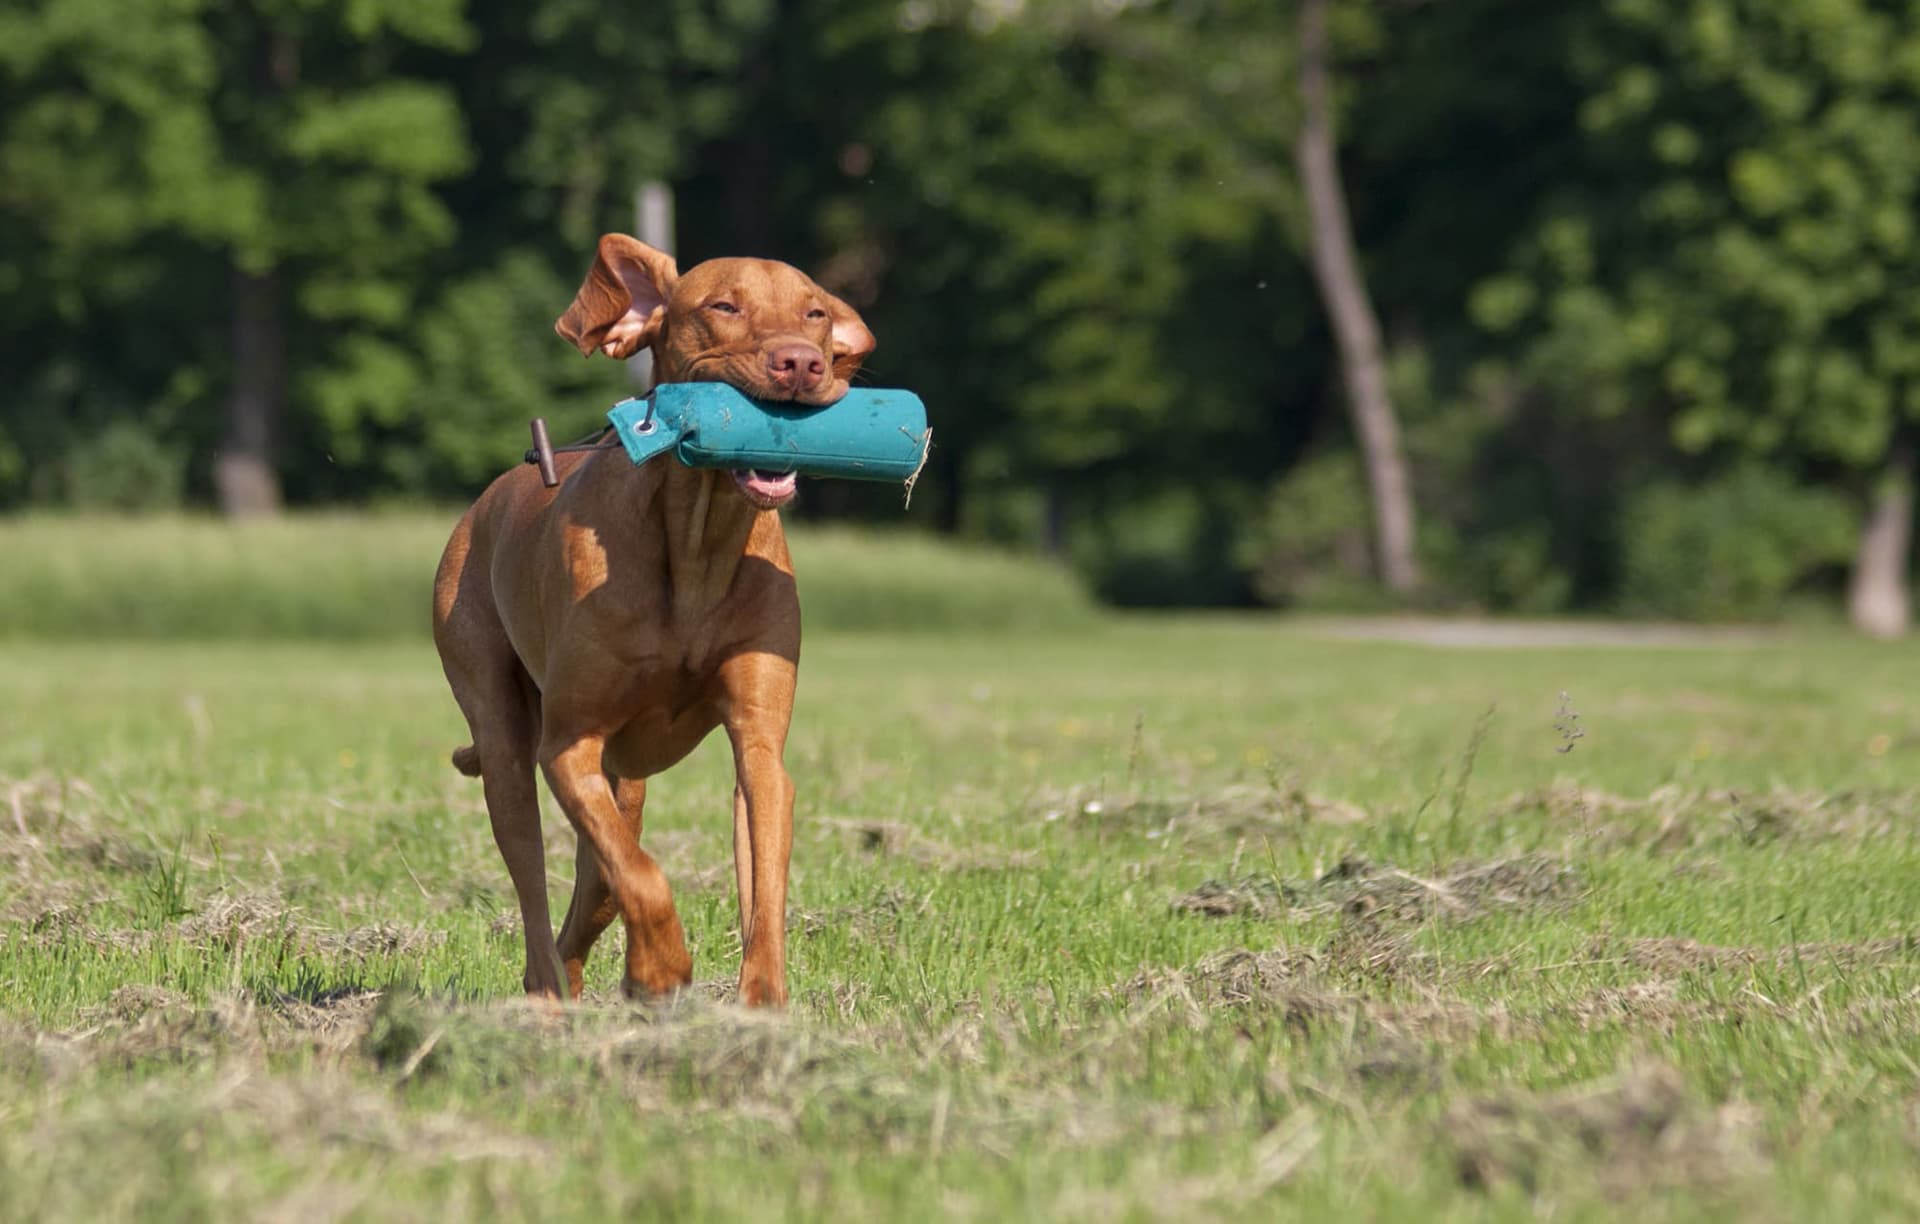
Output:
[0, 514, 1095, 639]
[6, 568, 1920, 1216]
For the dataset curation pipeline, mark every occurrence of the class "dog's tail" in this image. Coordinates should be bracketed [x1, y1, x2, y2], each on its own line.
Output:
[450, 745, 483, 777]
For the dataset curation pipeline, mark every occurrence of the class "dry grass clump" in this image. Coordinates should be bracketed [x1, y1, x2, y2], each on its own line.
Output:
[1112, 948, 1346, 1025]
[310, 923, 448, 958]
[5, 775, 448, 962]
[1315, 853, 1580, 924]
[1498, 783, 1918, 851]
[1107, 944, 1777, 1053]
[13, 878, 446, 962]
[10, 988, 392, 1091]
[358, 991, 904, 1127]
[1174, 854, 1580, 926]
[33, 993, 267, 1077]
[88, 983, 195, 1020]
[1176, 948, 1340, 1011]
[0, 1063, 547, 1220]
[1619, 935, 1920, 975]
[198, 1070, 550, 1161]
[1171, 876, 1287, 918]
[13, 896, 100, 937]
[2, 774, 188, 894]
[1445, 1061, 1764, 1198]
[1039, 785, 1368, 843]
[30, 986, 908, 1139]
[1109, 946, 1504, 1052]
[793, 886, 920, 946]
[829, 818, 1036, 871]
[168, 891, 299, 949]
[3, 776, 138, 928]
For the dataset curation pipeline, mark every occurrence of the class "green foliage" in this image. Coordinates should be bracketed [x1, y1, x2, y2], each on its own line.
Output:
[692, 0, 1309, 534]
[1449, 523, 1576, 616]
[0, 0, 769, 511]
[0, 0, 478, 509]
[1058, 484, 1256, 608]
[1239, 451, 1383, 610]
[314, 253, 632, 496]
[54, 421, 189, 512]
[1619, 465, 1857, 621]
[2, 0, 1916, 620]
[490, 0, 772, 248]
[1475, 0, 1920, 468]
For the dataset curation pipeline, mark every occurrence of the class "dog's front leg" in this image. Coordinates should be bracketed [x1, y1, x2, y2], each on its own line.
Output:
[540, 732, 692, 998]
[720, 651, 797, 1008]
[556, 773, 645, 999]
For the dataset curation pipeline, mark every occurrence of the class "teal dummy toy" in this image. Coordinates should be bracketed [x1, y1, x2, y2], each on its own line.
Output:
[521, 384, 928, 486]
[609, 383, 929, 482]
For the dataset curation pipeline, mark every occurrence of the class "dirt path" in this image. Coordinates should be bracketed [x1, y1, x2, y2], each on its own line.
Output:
[1289, 616, 1785, 650]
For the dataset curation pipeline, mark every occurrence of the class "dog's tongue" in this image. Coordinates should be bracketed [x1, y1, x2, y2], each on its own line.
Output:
[736, 469, 798, 503]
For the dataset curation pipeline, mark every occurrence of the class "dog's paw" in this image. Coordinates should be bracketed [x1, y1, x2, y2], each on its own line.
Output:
[737, 970, 789, 1010]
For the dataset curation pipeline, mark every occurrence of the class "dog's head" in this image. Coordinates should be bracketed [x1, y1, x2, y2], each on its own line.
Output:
[555, 235, 875, 509]
[555, 235, 875, 403]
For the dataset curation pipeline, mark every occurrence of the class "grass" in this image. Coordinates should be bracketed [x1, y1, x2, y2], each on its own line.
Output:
[0, 513, 1095, 639]
[5, 608, 1920, 1217]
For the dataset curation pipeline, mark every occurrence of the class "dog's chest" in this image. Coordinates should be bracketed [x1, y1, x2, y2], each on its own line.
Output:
[601, 672, 722, 778]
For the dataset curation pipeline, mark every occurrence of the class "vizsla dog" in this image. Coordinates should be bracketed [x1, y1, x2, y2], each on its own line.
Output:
[432, 234, 874, 1008]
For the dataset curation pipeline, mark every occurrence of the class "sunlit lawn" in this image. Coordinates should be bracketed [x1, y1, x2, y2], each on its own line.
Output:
[5, 621, 1920, 1218]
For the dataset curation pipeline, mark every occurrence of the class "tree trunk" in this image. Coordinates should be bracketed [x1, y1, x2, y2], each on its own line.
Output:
[1042, 486, 1069, 557]
[1848, 445, 1912, 638]
[214, 264, 284, 518]
[1295, 0, 1421, 595]
[932, 437, 964, 534]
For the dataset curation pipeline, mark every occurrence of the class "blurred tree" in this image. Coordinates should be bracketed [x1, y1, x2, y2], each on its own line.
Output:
[1295, 0, 1419, 593]
[2, 0, 1903, 627]
[1471, 0, 1920, 634]
[0, 0, 475, 515]
[681, 0, 1316, 592]
[0, 0, 774, 511]
[1619, 463, 1856, 620]
[443, 0, 770, 256]
[302, 0, 772, 503]
[0, 0, 234, 506]
[1341, 0, 1621, 612]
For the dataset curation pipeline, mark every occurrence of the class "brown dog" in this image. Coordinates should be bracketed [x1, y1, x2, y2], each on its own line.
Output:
[432, 234, 874, 1008]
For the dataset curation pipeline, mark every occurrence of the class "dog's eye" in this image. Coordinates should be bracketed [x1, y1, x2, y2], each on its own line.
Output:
[806, 308, 828, 320]
[708, 302, 741, 315]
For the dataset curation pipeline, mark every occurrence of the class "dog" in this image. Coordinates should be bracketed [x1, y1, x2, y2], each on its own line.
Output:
[432, 233, 875, 1008]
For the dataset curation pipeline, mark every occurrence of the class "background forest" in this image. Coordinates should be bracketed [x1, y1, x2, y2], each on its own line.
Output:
[6, 0, 1919, 631]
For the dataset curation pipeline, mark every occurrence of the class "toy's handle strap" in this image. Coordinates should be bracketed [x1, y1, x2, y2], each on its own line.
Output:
[607, 394, 687, 466]
[524, 420, 620, 484]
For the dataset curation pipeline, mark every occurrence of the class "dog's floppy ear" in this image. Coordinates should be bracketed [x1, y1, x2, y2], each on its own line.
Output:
[822, 290, 875, 384]
[555, 234, 680, 359]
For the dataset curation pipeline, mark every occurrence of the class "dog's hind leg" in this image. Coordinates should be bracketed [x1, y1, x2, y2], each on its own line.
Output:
[482, 721, 566, 999]
[446, 654, 565, 1000]
[554, 771, 645, 998]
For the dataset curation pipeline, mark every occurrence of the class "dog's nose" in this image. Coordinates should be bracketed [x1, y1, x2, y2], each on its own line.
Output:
[766, 344, 826, 391]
